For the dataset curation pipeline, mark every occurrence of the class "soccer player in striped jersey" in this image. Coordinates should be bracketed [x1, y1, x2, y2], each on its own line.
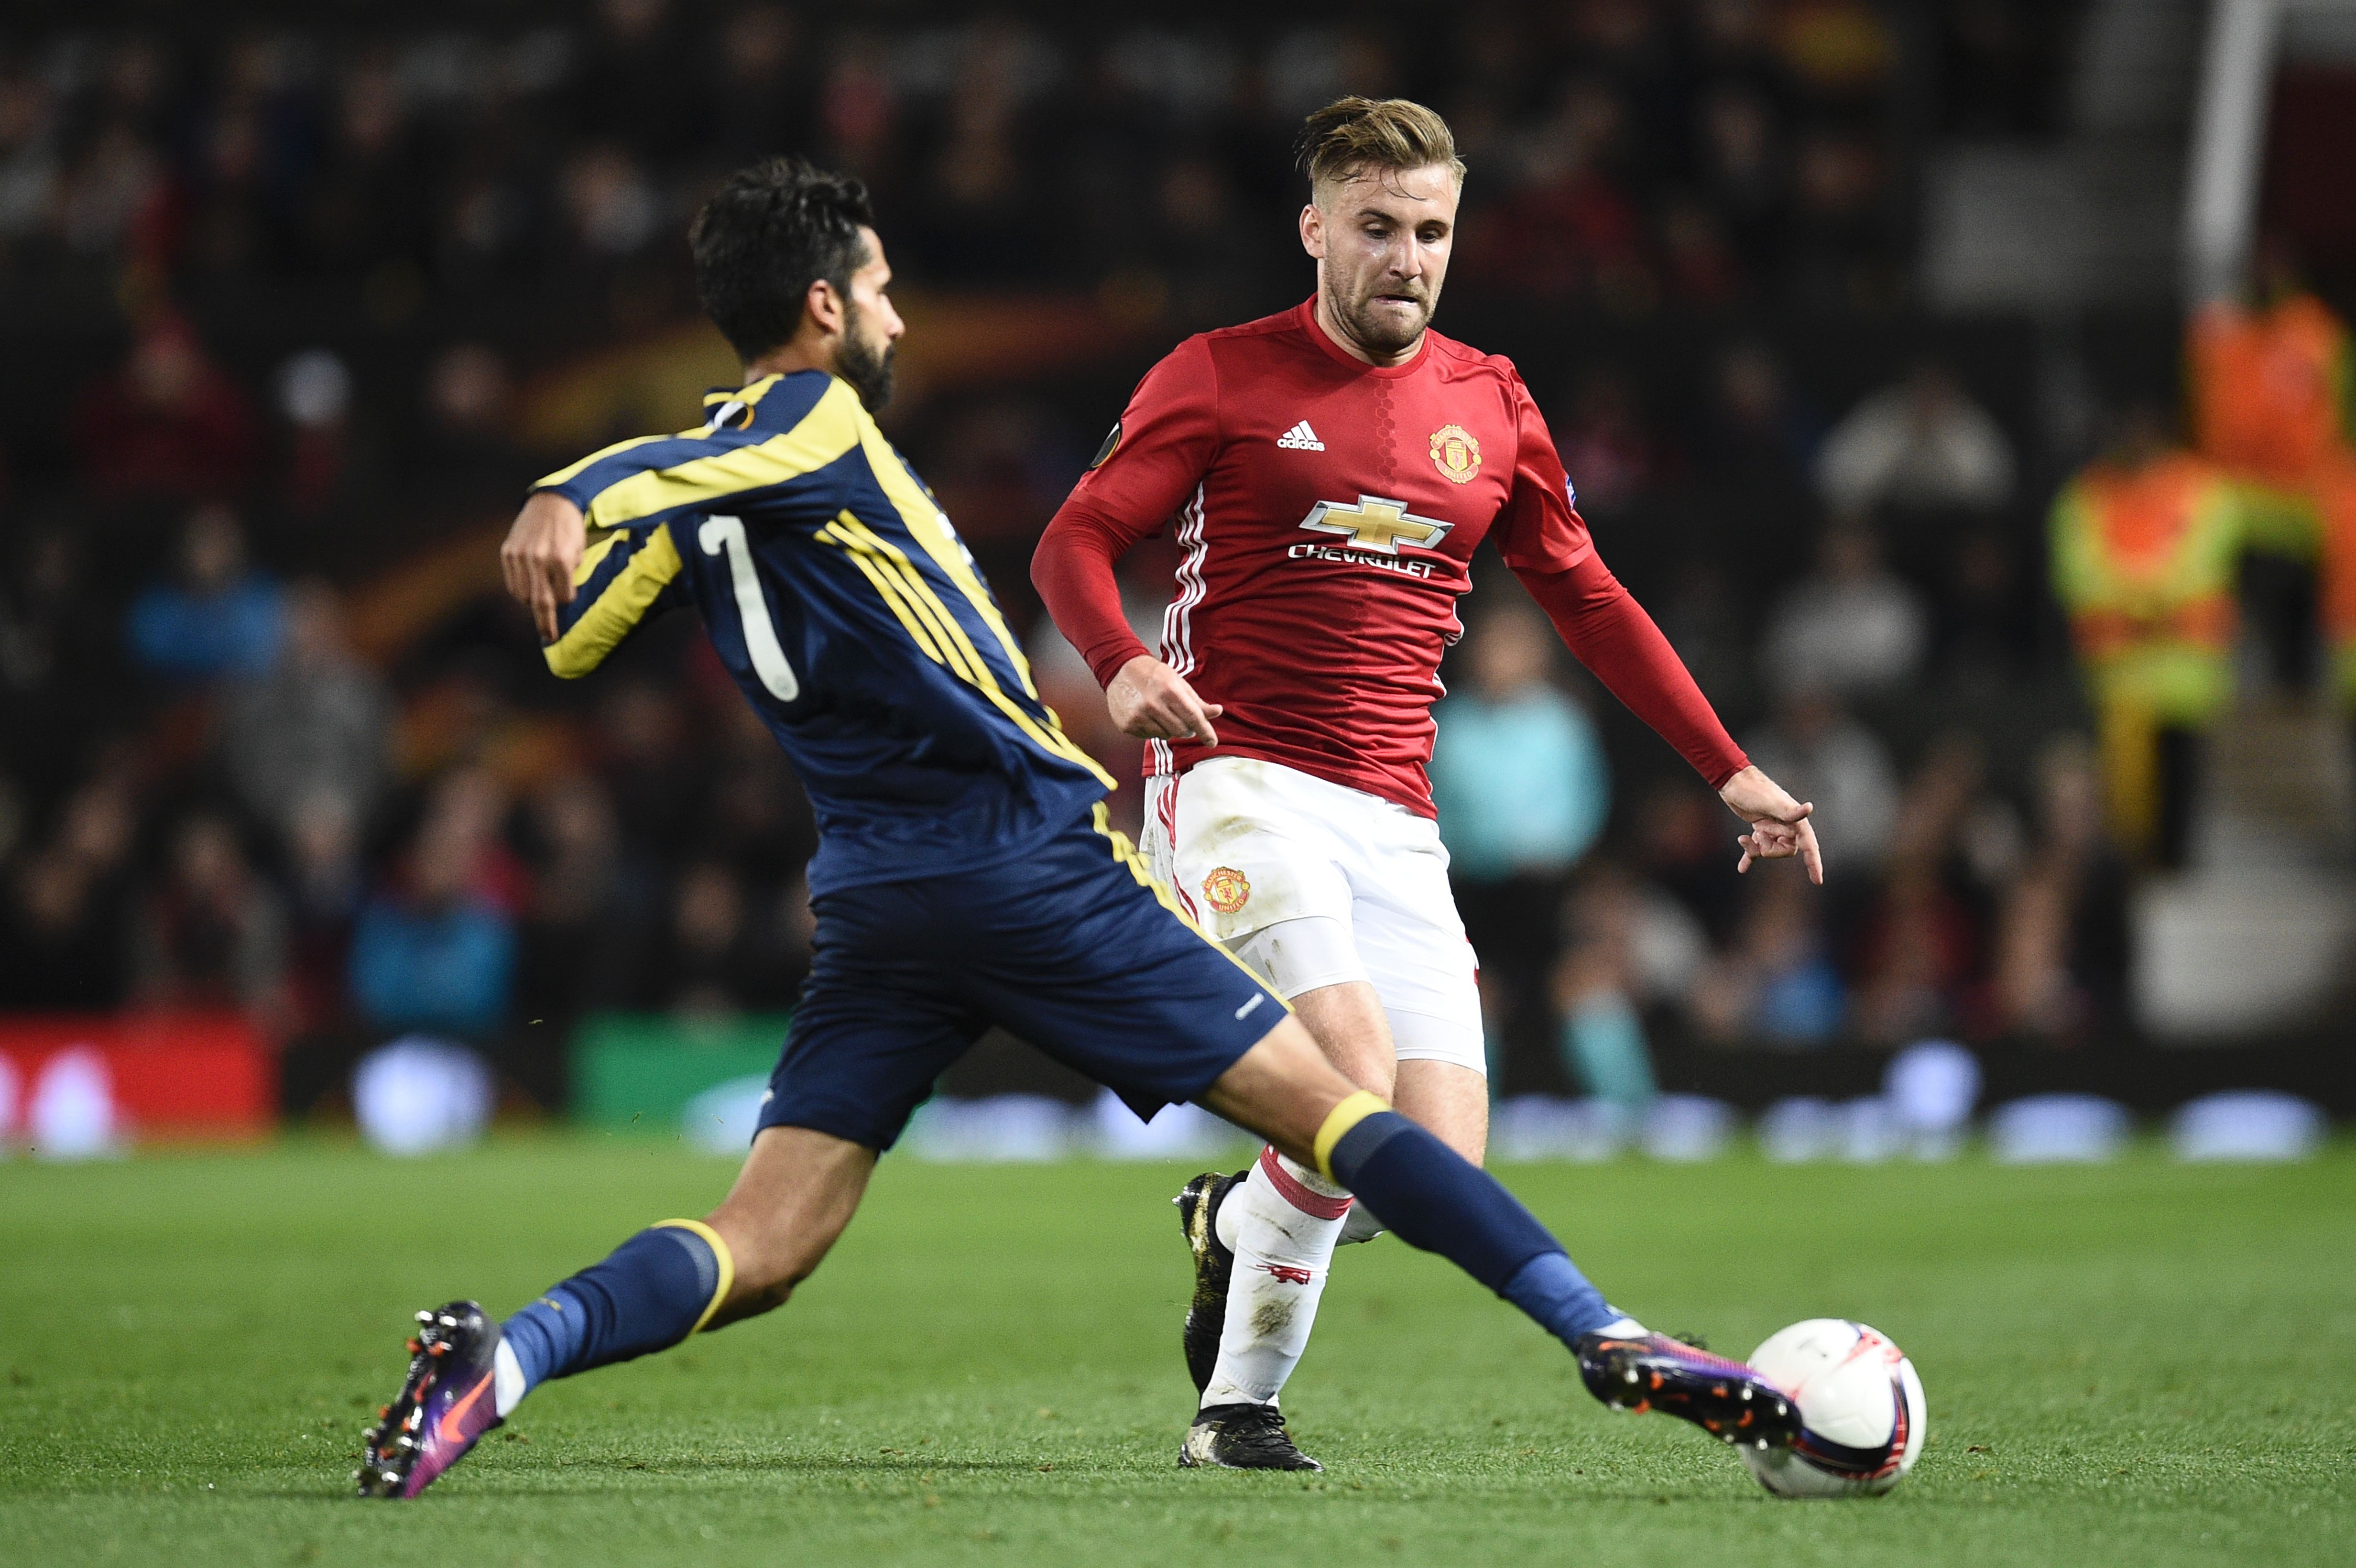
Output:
[1034, 99, 1824, 1469]
[355, 157, 1801, 1501]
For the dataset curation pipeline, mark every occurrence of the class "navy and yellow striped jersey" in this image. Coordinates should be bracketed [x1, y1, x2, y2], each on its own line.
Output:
[533, 369, 1114, 896]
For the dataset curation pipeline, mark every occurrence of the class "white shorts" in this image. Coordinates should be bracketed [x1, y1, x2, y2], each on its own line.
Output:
[1141, 756, 1487, 1076]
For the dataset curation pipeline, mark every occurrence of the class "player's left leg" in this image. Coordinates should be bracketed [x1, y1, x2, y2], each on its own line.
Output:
[361, 884, 982, 1500]
[1146, 762, 1384, 1462]
[1387, 1059, 1487, 1165]
[358, 1127, 877, 1499]
[503, 1126, 877, 1394]
[1168, 766, 1499, 1461]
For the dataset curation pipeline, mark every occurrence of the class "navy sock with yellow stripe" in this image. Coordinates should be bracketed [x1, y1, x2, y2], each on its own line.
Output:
[1315, 1093, 1618, 1345]
[501, 1221, 733, 1394]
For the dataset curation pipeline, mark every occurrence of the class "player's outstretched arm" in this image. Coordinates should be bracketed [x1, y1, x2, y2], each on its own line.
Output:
[1495, 368, 1822, 881]
[501, 491, 587, 643]
[1514, 555, 1825, 884]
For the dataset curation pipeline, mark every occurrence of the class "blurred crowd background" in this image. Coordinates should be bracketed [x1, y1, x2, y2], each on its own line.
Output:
[2, 0, 2352, 1128]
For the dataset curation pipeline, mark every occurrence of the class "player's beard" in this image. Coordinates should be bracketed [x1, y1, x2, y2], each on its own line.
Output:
[1328, 272, 1435, 359]
[835, 302, 897, 411]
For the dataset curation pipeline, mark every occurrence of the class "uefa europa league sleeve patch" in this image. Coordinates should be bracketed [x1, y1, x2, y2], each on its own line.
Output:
[1089, 421, 1123, 470]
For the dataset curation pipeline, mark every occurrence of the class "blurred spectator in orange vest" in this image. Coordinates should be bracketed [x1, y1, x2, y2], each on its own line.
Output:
[2318, 480, 2356, 714]
[2188, 245, 2356, 695]
[2050, 409, 2244, 866]
[2188, 248, 2353, 547]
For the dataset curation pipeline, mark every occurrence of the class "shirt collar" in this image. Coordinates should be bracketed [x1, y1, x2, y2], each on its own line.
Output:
[700, 370, 831, 433]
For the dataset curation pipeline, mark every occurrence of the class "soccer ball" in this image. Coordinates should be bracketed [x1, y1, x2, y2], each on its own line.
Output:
[1741, 1319, 1926, 1498]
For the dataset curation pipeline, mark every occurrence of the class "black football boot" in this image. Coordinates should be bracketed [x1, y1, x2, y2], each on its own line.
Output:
[1178, 1401, 1323, 1472]
[1172, 1168, 1248, 1394]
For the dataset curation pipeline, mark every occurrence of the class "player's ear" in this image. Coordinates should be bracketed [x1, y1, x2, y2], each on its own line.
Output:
[803, 277, 845, 340]
[1299, 203, 1325, 260]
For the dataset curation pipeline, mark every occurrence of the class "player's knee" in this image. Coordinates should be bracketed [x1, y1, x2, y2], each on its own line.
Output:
[708, 1199, 854, 1309]
[721, 1273, 800, 1322]
[704, 1125, 875, 1315]
[1288, 981, 1400, 1098]
[1204, 1013, 1365, 1165]
[1270, 1012, 1363, 1093]
[714, 1223, 836, 1317]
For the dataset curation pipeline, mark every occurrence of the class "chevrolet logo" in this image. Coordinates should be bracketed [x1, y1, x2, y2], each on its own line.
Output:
[1297, 495, 1454, 555]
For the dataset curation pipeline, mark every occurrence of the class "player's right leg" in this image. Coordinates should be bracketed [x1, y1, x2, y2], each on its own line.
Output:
[1198, 1020, 1801, 1454]
[1334, 829, 1499, 1240]
[1001, 805, 1796, 1466]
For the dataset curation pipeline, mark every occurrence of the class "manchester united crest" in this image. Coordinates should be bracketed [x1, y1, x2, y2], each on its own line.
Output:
[1201, 866, 1251, 914]
[1429, 424, 1481, 484]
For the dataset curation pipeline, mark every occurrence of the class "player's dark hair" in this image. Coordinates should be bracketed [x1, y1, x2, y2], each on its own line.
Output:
[689, 157, 876, 362]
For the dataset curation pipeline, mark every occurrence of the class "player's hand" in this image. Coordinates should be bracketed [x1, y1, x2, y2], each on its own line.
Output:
[1108, 654, 1222, 747]
[1717, 763, 1823, 884]
[501, 491, 587, 644]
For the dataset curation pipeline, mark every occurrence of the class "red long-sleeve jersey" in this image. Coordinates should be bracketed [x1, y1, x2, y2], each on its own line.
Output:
[1034, 300, 1745, 816]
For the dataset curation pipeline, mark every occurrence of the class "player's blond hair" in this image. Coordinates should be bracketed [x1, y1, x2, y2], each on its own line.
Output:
[1296, 97, 1465, 197]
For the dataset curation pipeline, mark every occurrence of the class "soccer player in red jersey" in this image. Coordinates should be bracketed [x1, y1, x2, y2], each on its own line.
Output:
[1033, 98, 1823, 1470]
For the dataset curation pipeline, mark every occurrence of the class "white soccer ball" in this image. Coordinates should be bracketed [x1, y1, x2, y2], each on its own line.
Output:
[1741, 1319, 1926, 1498]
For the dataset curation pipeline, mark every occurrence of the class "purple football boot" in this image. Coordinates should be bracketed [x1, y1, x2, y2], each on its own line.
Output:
[1575, 1329, 1801, 1451]
[356, 1301, 503, 1499]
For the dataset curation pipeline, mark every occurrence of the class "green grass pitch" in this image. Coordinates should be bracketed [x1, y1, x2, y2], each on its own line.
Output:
[2, 1135, 2349, 1567]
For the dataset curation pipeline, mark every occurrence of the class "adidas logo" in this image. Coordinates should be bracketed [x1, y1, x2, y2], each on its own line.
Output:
[1276, 421, 1325, 451]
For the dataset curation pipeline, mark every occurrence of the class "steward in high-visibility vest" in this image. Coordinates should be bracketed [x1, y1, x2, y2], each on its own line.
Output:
[2194, 286, 2356, 705]
[2188, 290, 2354, 558]
[2190, 293, 2352, 486]
[2051, 435, 2244, 862]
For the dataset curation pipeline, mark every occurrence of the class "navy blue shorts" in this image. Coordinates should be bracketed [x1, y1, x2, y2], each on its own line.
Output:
[755, 804, 1286, 1151]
